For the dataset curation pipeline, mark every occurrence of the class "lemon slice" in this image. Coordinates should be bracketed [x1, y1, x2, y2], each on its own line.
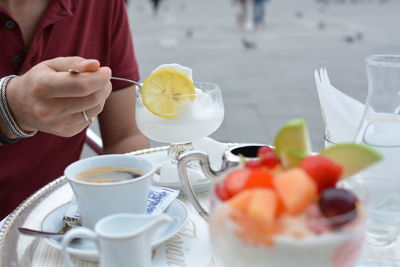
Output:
[141, 68, 195, 118]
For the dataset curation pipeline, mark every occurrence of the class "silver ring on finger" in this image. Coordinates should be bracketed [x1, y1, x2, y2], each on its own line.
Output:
[82, 111, 89, 122]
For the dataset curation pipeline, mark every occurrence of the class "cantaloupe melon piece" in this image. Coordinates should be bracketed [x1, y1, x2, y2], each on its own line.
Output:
[228, 189, 253, 213]
[247, 188, 279, 226]
[229, 188, 280, 246]
[274, 168, 318, 215]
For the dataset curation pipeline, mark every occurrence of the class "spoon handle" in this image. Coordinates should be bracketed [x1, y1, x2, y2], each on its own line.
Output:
[18, 227, 64, 237]
[68, 69, 143, 88]
[110, 76, 142, 88]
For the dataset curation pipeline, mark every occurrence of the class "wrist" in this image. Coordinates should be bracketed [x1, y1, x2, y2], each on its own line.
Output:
[0, 116, 17, 138]
[0, 114, 19, 144]
[0, 75, 38, 138]
[6, 77, 36, 132]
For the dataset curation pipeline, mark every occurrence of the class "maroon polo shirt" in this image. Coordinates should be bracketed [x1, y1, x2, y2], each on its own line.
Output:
[0, 0, 139, 218]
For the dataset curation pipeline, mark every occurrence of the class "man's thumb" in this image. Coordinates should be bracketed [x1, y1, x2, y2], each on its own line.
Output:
[71, 58, 100, 73]
[45, 57, 100, 73]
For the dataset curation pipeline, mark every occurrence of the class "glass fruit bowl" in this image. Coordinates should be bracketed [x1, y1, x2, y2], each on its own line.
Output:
[177, 119, 380, 267]
[208, 172, 366, 267]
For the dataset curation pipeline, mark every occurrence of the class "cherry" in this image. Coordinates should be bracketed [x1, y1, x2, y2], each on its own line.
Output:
[318, 188, 357, 227]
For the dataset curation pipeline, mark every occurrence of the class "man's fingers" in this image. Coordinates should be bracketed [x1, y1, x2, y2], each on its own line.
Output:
[44, 57, 100, 73]
[51, 82, 112, 114]
[45, 104, 103, 137]
[40, 67, 112, 98]
[70, 59, 100, 73]
[73, 105, 103, 124]
[44, 57, 82, 72]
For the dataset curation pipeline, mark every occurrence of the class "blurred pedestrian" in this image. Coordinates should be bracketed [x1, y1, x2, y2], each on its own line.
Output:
[150, 0, 162, 14]
[253, 0, 269, 29]
[236, 0, 254, 30]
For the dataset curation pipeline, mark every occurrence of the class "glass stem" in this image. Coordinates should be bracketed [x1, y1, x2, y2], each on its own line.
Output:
[168, 143, 194, 163]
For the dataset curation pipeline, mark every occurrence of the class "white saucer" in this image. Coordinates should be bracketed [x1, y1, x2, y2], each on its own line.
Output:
[42, 199, 187, 262]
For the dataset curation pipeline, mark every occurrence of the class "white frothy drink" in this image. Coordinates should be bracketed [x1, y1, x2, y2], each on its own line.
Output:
[136, 88, 224, 143]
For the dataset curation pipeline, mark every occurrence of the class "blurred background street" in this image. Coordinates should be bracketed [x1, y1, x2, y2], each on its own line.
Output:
[85, 0, 400, 156]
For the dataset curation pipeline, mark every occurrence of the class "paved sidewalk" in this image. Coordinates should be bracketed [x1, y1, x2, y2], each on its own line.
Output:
[83, 0, 400, 157]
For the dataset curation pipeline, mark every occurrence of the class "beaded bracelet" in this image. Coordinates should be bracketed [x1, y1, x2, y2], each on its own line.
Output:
[0, 75, 38, 138]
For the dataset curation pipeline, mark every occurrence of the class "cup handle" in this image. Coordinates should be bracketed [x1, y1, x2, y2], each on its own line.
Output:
[61, 227, 97, 267]
[178, 151, 216, 221]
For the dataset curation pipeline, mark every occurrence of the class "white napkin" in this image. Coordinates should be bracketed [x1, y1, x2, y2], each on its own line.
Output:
[314, 68, 365, 144]
[192, 137, 229, 170]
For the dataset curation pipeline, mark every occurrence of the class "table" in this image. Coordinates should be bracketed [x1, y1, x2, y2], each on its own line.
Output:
[1, 145, 399, 266]
[0, 185, 220, 266]
[0, 146, 223, 267]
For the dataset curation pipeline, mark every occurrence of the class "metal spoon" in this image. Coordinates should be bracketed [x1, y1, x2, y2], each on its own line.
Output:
[68, 69, 143, 89]
[18, 215, 79, 237]
[19, 227, 65, 238]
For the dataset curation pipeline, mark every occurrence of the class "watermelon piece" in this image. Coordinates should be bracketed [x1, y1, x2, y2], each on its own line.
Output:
[300, 155, 342, 192]
[224, 169, 251, 198]
[244, 169, 274, 189]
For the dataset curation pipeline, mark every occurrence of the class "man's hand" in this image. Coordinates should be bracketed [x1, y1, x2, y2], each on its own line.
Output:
[6, 57, 112, 137]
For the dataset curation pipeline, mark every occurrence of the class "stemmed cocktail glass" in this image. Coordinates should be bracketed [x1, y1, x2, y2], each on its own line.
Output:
[135, 80, 224, 187]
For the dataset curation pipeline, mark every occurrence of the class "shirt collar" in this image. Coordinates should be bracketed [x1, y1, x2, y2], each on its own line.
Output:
[0, 0, 75, 19]
[54, 0, 75, 16]
[38, 0, 76, 29]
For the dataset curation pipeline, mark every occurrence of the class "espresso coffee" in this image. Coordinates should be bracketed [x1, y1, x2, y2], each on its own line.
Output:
[76, 167, 144, 183]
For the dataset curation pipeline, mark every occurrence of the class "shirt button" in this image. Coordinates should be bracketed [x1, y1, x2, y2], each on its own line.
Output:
[12, 55, 22, 64]
[5, 20, 15, 29]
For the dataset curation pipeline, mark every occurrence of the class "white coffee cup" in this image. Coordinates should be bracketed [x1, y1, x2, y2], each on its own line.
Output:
[64, 154, 155, 229]
[61, 213, 172, 267]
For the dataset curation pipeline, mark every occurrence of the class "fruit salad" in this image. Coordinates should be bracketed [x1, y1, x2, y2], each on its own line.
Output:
[209, 119, 381, 267]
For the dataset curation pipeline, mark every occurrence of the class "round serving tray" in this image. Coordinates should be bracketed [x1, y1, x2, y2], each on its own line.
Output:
[1, 144, 399, 266]
[0, 146, 172, 266]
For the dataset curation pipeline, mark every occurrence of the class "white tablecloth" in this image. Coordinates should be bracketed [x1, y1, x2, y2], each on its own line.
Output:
[19, 193, 223, 267]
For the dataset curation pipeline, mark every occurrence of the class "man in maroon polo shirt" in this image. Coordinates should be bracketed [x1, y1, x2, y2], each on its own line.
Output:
[0, 0, 148, 218]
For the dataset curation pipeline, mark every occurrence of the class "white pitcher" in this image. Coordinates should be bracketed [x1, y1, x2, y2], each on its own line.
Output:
[61, 213, 172, 267]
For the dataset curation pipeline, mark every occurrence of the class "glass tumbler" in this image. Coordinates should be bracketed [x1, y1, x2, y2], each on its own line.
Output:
[352, 55, 400, 247]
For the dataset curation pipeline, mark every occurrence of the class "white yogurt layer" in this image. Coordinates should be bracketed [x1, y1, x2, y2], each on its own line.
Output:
[209, 205, 366, 267]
